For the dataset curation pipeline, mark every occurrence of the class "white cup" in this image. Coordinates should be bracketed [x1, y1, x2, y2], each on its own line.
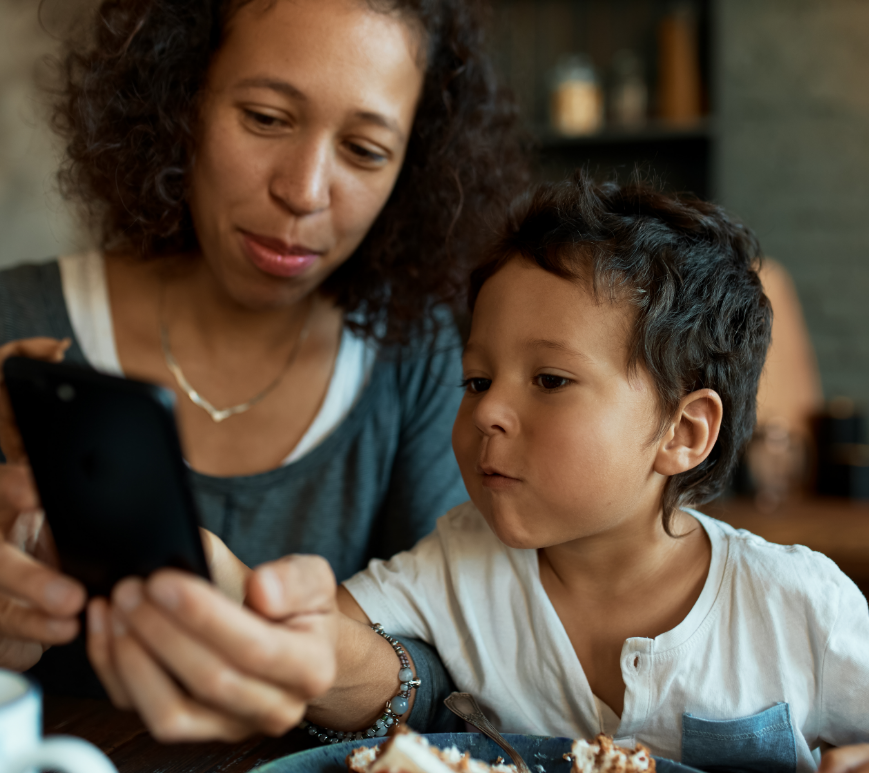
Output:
[0, 669, 117, 773]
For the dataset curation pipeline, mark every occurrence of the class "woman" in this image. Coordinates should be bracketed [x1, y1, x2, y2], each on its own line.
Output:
[0, 0, 526, 738]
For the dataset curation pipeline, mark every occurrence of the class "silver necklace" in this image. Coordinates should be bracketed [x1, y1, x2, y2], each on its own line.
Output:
[159, 293, 313, 424]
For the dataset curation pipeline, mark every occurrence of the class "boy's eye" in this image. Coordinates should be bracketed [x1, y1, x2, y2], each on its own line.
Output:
[461, 378, 491, 394]
[535, 374, 571, 391]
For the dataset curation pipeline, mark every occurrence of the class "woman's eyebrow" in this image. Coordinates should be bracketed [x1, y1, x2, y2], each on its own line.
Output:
[233, 77, 405, 141]
[234, 76, 306, 100]
[354, 111, 405, 142]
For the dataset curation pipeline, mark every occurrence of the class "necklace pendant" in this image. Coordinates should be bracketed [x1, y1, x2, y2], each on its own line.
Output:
[160, 292, 313, 425]
[209, 407, 235, 423]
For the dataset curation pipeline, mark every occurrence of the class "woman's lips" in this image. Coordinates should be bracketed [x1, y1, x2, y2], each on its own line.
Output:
[240, 231, 322, 278]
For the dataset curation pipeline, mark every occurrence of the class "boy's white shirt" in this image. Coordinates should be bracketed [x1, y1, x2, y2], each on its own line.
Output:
[344, 501, 869, 771]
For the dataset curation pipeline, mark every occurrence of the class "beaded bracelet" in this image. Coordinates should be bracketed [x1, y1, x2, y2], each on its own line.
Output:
[303, 623, 422, 744]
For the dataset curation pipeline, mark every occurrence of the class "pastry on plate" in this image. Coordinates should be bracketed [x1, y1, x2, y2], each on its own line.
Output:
[346, 727, 516, 773]
[347, 727, 654, 773]
[566, 734, 655, 773]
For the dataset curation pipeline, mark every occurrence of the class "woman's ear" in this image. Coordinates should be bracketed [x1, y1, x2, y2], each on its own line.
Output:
[654, 389, 723, 477]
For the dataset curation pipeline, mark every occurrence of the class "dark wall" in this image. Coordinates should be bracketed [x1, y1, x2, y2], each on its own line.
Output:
[715, 0, 869, 405]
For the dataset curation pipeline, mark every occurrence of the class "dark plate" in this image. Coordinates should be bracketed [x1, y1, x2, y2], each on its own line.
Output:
[251, 732, 704, 773]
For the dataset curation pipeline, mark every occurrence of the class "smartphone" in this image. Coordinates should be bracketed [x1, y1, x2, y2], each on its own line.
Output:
[2, 356, 210, 597]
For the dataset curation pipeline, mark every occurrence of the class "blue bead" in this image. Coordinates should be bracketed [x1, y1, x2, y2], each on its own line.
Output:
[375, 726, 389, 737]
[398, 667, 413, 682]
[375, 719, 385, 729]
[385, 717, 395, 726]
[366, 728, 376, 737]
[391, 696, 409, 715]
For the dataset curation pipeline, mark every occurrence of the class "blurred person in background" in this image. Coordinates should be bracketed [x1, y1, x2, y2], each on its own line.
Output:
[0, 0, 526, 741]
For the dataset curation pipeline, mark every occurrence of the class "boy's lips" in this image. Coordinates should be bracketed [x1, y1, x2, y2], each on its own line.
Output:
[240, 230, 325, 278]
[477, 463, 521, 490]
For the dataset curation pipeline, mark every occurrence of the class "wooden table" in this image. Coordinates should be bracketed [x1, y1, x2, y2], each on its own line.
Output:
[43, 497, 869, 771]
[43, 695, 316, 772]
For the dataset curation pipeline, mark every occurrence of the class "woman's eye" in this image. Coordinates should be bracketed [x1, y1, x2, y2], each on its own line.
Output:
[461, 378, 491, 394]
[244, 110, 284, 129]
[535, 374, 571, 391]
[346, 142, 388, 165]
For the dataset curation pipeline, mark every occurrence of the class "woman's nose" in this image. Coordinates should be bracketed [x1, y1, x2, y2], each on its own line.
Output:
[270, 136, 332, 216]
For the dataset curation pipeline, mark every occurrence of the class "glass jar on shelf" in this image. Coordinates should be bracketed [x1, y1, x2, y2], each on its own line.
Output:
[549, 54, 603, 137]
[609, 49, 648, 129]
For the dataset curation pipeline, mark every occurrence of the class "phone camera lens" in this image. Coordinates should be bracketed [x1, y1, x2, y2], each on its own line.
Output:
[57, 384, 75, 402]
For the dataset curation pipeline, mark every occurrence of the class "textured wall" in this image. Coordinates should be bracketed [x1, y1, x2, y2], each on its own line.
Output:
[0, 0, 90, 269]
[715, 0, 869, 405]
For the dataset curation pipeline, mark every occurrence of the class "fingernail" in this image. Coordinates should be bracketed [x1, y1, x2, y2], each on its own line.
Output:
[88, 603, 104, 635]
[114, 580, 142, 613]
[43, 579, 78, 610]
[257, 567, 284, 609]
[148, 577, 180, 610]
[112, 610, 127, 638]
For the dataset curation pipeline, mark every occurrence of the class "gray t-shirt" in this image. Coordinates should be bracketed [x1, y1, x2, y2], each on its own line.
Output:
[0, 260, 468, 712]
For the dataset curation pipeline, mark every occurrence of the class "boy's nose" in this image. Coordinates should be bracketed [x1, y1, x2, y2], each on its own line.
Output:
[473, 389, 516, 436]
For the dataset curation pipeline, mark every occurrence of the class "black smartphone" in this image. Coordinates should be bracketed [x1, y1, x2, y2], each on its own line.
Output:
[2, 356, 210, 597]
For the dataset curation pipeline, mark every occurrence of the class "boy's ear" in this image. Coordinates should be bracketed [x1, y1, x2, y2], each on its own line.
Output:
[653, 389, 723, 477]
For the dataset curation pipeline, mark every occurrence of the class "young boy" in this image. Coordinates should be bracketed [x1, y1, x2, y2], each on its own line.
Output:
[307, 173, 869, 771]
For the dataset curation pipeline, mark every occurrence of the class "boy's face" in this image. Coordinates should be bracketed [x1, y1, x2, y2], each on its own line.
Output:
[452, 257, 667, 549]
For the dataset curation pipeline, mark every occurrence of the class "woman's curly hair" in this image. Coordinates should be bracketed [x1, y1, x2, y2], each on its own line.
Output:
[52, 0, 529, 343]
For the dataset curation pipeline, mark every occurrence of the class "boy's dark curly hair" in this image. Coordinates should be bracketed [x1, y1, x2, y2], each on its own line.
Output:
[51, 0, 528, 343]
[469, 171, 772, 534]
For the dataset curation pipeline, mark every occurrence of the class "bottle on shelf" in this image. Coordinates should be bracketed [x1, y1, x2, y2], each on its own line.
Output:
[657, 0, 703, 126]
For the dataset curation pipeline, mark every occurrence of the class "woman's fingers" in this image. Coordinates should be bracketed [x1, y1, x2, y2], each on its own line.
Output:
[0, 464, 80, 669]
[0, 538, 84, 618]
[246, 554, 338, 621]
[0, 635, 45, 672]
[108, 610, 256, 743]
[199, 528, 251, 604]
[0, 594, 79, 645]
[143, 564, 337, 696]
[819, 745, 869, 773]
[112, 578, 308, 735]
[0, 338, 70, 463]
[0, 465, 41, 532]
[137, 568, 335, 697]
[0, 338, 70, 364]
[86, 598, 133, 710]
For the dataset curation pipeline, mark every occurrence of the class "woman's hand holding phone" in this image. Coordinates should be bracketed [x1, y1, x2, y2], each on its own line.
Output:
[0, 338, 86, 670]
[2, 338, 339, 739]
[87, 555, 339, 742]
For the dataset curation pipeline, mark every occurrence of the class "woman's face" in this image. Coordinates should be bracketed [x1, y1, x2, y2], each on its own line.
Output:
[188, 0, 425, 309]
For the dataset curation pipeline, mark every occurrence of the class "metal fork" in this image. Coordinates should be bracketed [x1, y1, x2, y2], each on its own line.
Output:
[443, 692, 532, 773]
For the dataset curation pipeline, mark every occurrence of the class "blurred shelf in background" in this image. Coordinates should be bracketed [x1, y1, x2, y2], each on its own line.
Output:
[490, 0, 714, 197]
